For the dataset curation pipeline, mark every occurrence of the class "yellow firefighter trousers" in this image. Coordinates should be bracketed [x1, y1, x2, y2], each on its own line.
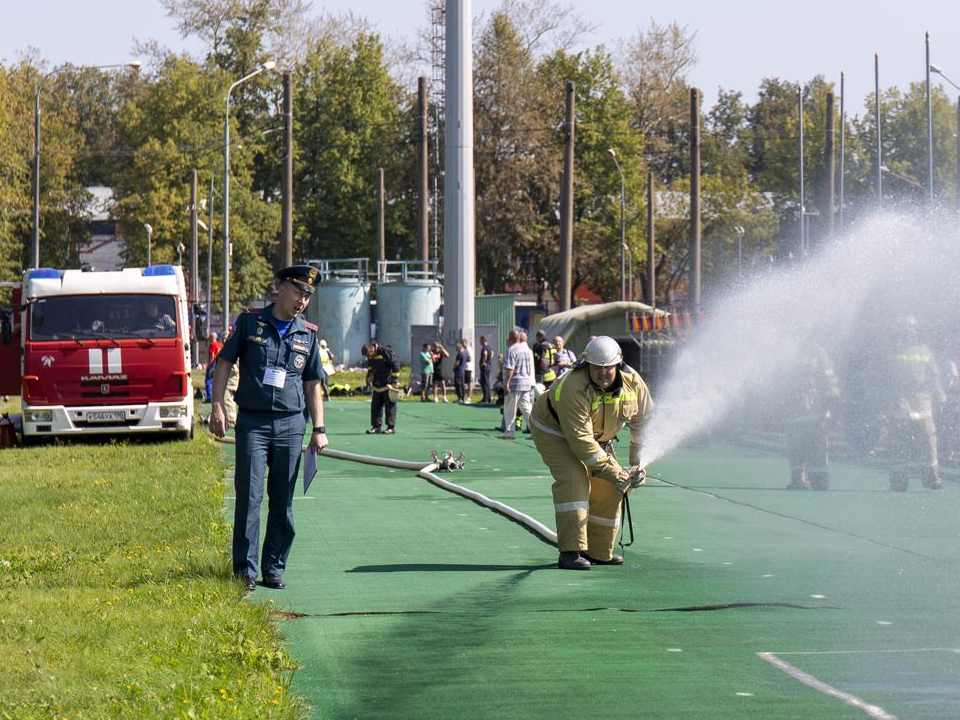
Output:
[532, 429, 624, 561]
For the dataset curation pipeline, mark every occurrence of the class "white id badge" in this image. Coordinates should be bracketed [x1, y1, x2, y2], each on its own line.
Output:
[263, 367, 287, 388]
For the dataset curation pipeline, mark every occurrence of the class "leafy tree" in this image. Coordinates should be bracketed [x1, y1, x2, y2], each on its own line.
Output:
[294, 33, 407, 262]
[619, 19, 697, 183]
[113, 54, 278, 307]
[472, 11, 555, 297]
[850, 82, 956, 208]
[745, 76, 835, 250]
[0, 61, 35, 281]
[537, 48, 644, 303]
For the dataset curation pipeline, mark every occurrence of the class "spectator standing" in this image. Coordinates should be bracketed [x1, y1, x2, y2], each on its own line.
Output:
[462, 338, 474, 403]
[478, 336, 493, 403]
[500, 329, 535, 439]
[552, 336, 577, 378]
[453, 341, 466, 402]
[207, 332, 223, 365]
[432, 341, 450, 403]
[419, 343, 435, 402]
[318, 340, 335, 401]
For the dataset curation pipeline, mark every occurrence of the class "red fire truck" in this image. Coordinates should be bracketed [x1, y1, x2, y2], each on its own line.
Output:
[2, 265, 194, 442]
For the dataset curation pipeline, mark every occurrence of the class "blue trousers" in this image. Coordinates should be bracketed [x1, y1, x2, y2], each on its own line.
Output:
[233, 410, 306, 579]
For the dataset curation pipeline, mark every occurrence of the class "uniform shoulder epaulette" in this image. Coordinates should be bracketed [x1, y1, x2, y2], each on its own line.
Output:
[302, 319, 318, 331]
[242, 308, 259, 315]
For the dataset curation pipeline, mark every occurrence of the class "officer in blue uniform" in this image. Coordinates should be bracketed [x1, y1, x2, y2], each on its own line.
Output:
[209, 265, 328, 591]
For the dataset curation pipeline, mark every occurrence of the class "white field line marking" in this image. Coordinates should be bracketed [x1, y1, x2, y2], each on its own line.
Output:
[757, 652, 898, 720]
[773, 647, 960, 657]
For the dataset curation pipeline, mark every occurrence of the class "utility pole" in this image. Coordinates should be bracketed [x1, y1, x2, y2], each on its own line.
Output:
[839, 72, 846, 230]
[646, 171, 655, 308]
[956, 98, 960, 211]
[377, 167, 386, 265]
[205, 176, 214, 328]
[190, 170, 199, 301]
[825, 91, 835, 240]
[281, 72, 293, 267]
[926, 32, 934, 205]
[798, 86, 805, 256]
[559, 80, 575, 311]
[189, 169, 200, 365]
[418, 77, 430, 262]
[689, 88, 701, 311]
[875, 53, 883, 208]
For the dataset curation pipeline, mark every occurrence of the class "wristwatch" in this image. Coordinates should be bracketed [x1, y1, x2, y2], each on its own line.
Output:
[313, 426, 326, 434]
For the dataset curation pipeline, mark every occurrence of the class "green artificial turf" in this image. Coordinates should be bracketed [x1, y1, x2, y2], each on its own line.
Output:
[219, 399, 960, 720]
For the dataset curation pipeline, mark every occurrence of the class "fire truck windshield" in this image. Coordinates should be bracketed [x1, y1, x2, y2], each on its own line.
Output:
[30, 294, 178, 341]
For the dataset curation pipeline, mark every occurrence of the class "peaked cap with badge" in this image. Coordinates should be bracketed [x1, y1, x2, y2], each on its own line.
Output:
[276, 265, 319, 294]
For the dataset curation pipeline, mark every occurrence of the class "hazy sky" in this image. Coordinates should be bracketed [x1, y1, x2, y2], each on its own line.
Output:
[4, 0, 960, 114]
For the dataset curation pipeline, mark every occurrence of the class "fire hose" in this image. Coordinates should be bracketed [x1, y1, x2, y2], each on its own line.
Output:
[209, 433, 559, 547]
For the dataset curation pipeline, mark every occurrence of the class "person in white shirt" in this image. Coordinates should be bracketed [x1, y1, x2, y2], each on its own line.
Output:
[500, 329, 535, 439]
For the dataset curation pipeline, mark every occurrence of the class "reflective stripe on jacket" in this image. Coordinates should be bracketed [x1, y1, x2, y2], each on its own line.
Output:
[530, 364, 654, 484]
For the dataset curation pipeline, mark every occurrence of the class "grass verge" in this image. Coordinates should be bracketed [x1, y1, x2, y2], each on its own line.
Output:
[0, 429, 310, 719]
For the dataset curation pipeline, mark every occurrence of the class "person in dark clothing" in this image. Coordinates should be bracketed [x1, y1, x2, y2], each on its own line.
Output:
[479, 335, 494, 404]
[363, 339, 401, 434]
[453, 341, 466, 402]
[209, 265, 327, 592]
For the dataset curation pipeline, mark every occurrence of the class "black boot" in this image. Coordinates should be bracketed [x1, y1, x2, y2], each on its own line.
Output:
[786, 468, 810, 490]
[557, 551, 591, 570]
[808, 471, 829, 491]
[583, 553, 624, 565]
[921, 467, 943, 490]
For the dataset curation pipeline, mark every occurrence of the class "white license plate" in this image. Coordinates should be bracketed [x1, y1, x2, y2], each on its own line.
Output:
[86, 410, 126, 423]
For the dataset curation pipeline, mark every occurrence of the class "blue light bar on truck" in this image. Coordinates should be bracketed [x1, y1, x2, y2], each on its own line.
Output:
[143, 265, 176, 276]
[27, 268, 62, 280]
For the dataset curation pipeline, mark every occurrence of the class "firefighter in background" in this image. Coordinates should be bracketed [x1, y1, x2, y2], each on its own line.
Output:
[530, 336, 654, 570]
[363, 339, 401, 434]
[533, 330, 557, 387]
[885, 317, 945, 491]
[785, 342, 840, 490]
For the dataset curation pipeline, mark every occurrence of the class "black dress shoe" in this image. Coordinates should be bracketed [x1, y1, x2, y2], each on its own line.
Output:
[236, 575, 256, 591]
[262, 574, 286, 589]
[583, 553, 624, 565]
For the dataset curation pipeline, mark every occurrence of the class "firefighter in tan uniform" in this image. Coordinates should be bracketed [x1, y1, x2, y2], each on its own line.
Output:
[885, 318, 945, 491]
[785, 342, 840, 490]
[530, 336, 654, 570]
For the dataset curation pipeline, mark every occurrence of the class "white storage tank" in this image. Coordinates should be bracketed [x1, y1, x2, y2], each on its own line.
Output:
[306, 259, 371, 368]
[375, 261, 441, 365]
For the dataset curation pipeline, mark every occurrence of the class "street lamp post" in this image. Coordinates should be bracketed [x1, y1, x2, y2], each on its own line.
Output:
[222, 61, 276, 334]
[32, 61, 140, 268]
[608, 148, 627, 301]
[875, 53, 883, 209]
[926, 32, 934, 204]
[798, 85, 805, 256]
[143, 223, 153, 266]
[200, 180, 214, 328]
[930, 64, 960, 209]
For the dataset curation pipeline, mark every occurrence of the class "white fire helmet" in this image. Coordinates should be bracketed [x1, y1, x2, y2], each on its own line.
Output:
[582, 336, 622, 367]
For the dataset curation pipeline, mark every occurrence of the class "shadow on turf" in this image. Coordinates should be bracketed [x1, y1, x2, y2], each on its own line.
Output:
[347, 563, 555, 573]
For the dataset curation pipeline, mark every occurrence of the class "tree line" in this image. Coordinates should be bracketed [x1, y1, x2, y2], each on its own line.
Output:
[0, 0, 956, 310]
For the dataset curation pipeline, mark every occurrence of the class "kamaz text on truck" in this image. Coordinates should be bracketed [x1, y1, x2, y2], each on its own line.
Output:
[9, 265, 194, 442]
